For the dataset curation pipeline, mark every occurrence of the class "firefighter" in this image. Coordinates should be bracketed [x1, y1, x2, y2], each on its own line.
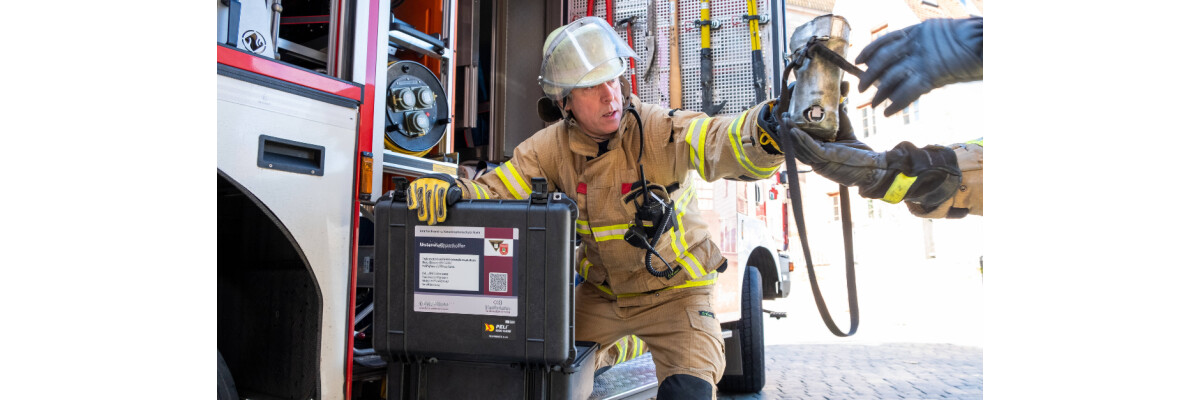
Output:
[775, 17, 982, 218]
[405, 16, 787, 399]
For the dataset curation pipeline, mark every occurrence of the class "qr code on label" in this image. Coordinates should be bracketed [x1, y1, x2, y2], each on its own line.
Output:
[489, 272, 508, 293]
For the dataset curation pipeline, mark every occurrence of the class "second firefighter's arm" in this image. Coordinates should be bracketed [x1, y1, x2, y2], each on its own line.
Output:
[905, 140, 982, 218]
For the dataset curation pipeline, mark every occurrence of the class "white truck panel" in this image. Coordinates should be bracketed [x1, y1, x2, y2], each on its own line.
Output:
[217, 74, 356, 400]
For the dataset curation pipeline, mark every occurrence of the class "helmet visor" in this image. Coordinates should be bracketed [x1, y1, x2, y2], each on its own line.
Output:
[539, 16, 641, 101]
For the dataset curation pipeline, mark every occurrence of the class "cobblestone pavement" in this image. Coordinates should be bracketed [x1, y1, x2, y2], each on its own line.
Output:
[718, 343, 983, 399]
[718, 236, 986, 400]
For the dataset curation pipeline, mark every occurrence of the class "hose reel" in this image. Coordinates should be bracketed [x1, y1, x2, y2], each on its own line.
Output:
[383, 60, 449, 157]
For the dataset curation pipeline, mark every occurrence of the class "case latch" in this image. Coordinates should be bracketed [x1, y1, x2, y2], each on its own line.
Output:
[530, 177, 549, 204]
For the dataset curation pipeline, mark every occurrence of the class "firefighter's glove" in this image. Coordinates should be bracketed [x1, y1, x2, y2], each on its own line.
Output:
[406, 173, 462, 225]
[781, 81, 871, 152]
[781, 88, 872, 152]
[782, 115, 961, 206]
[856, 17, 983, 116]
[830, 81, 872, 151]
[756, 100, 784, 155]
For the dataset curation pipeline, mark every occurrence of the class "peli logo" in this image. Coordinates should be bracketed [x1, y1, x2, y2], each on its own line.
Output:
[485, 323, 495, 332]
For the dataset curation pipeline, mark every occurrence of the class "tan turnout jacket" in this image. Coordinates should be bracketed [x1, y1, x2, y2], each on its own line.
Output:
[456, 95, 784, 302]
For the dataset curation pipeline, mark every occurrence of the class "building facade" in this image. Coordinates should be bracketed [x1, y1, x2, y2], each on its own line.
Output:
[783, 0, 984, 268]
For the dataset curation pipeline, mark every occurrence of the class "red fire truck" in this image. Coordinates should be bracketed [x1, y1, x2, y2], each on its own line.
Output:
[216, 0, 793, 398]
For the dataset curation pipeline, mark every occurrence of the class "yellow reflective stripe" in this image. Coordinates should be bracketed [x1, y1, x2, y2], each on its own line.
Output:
[591, 274, 718, 298]
[576, 220, 591, 235]
[686, 119, 703, 177]
[966, 138, 984, 146]
[686, 118, 714, 178]
[667, 185, 706, 279]
[592, 282, 616, 296]
[466, 182, 480, 199]
[474, 182, 491, 199]
[580, 257, 593, 280]
[669, 274, 719, 290]
[592, 223, 631, 242]
[697, 118, 713, 176]
[882, 173, 917, 204]
[617, 340, 628, 363]
[667, 228, 704, 279]
[497, 161, 531, 199]
[727, 111, 775, 179]
[466, 181, 489, 199]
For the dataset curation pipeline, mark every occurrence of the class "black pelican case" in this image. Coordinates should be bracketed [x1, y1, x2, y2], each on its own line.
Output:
[372, 178, 580, 367]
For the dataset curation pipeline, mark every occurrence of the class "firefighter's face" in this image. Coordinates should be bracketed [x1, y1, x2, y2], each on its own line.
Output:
[565, 78, 623, 141]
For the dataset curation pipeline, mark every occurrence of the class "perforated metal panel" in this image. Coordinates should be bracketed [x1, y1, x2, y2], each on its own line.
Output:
[566, 0, 776, 116]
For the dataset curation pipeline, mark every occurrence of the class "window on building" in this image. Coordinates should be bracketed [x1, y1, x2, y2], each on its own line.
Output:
[902, 99, 919, 125]
[859, 105, 875, 137]
[830, 194, 840, 221]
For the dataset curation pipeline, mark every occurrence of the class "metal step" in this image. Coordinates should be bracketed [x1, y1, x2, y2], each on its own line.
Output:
[589, 353, 658, 400]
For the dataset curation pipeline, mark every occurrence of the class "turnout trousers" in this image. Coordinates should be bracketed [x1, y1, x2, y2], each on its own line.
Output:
[576, 282, 726, 399]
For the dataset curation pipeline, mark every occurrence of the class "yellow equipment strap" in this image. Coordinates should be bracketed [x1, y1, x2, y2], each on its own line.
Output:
[747, 0, 761, 51]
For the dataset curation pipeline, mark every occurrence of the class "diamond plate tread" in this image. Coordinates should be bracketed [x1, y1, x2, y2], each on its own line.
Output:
[589, 353, 658, 400]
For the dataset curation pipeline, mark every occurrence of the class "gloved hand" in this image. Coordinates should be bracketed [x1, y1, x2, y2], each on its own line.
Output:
[856, 17, 983, 116]
[406, 173, 462, 225]
[780, 113, 962, 206]
[769, 82, 870, 154]
[756, 99, 783, 155]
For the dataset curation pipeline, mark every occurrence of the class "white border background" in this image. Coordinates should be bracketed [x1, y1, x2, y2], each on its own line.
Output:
[3, 1, 1199, 398]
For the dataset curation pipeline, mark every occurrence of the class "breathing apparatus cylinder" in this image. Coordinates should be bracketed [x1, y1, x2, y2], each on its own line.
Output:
[785, 15, 851, 141]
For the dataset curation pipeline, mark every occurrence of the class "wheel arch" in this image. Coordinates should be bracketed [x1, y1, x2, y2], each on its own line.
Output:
[746, 246, 781, 300]
[217, 169, 324, 399]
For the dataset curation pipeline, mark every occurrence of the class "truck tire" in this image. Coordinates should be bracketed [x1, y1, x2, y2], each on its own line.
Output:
[218, 351, 239, 400]
[717, 266, 765, 393]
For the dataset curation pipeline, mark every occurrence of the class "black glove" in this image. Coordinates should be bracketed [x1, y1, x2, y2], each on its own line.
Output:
[780, 113, 961, 206]
[406, 173, 462, 225]
[772, 82, 870, 153]
[756, 100, 783, 155]
[856, 17, 983, 116]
